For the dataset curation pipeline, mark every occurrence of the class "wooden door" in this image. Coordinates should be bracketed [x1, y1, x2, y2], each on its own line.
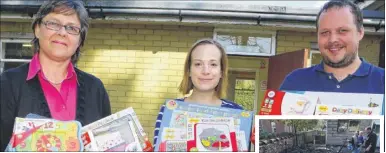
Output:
[267, 48, 310, 90]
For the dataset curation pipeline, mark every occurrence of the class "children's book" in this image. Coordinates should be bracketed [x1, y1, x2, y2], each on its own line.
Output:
[186, 117, 237, 152]
[154, 99, 254, 152]
[259, 90, 318, 115]
[81, 107, 152, 152]
[6, 117, 83, 152]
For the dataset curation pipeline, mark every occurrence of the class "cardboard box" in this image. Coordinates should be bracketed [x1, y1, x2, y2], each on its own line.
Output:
[154, 99, 254, 152]
[7, 117, 83, 151]
[259, 89, 384, 115]
[81, 107, 152, 152]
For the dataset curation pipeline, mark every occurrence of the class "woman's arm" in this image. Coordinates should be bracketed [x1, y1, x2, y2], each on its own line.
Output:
[0, 73, 17, 151]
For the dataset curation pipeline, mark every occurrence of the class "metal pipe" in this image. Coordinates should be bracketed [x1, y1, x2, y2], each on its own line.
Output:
[181, 10, 315, 21]
[89, 8, 384, 26]
[1, 3, 384, 27]
[0, 59, 31, 62]
[88, 8, 179, 16]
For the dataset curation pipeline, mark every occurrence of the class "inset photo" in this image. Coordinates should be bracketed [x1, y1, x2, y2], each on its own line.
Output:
[256, 116, 384, 153]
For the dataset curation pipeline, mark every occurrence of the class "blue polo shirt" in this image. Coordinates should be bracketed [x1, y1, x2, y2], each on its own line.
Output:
[280, 58, 385, 115]
[280, 58, 385, 94]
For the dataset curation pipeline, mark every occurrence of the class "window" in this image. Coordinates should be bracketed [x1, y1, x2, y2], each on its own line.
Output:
[372, 122, 380, 134]
[0, 39, 33, 73]
[337, 120, 360, 133]
[337, 120, 349, 133]
[308, 50, 322, 67]
[307, 42, 322, 67]
[348, 120, 359, 132]
[214, 29, 276, 56]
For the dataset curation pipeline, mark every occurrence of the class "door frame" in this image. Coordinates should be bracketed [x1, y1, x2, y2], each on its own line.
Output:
[228, 67, 259, 113]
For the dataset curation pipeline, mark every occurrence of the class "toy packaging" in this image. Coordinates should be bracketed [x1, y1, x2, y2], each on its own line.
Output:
[154, 99, 254, 152]
[259, 90, 318, 115]
[81, 107, 152, 152]
[186, 117, 237, 152]
[298, 91, 384, 115]
[6, 117, 83, 152]
[259, 89, 384, 115]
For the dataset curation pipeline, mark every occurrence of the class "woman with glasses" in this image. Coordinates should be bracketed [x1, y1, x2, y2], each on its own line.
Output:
[0, 0, 111, 150]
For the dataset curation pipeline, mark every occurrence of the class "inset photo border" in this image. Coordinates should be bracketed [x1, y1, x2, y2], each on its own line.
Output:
[255, 115, 384, 153]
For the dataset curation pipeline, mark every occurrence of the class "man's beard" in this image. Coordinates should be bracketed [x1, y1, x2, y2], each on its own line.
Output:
[321, 45, 358, 68]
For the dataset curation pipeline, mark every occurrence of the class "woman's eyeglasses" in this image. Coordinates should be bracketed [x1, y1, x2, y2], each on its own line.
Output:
[41, 20, 81, 35]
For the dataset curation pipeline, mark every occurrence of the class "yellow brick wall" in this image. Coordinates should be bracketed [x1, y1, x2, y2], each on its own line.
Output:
[78, 23, 214, 141]
[358, 35, 383, 65]
[276, 30, 382, 65]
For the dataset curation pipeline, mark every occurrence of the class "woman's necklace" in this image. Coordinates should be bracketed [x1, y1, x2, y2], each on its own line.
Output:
[47, 79, 64, 85]
[45, 72, 67, 85]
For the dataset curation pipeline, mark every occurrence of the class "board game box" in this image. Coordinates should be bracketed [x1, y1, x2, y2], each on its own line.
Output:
[298, 91, 384, 115]
[6, 117, 83, 152]
[154, 99, 254, 152]
[81, 107, 152, 152]
[259, 89, 384, 115]
[259, 90, 318, 115]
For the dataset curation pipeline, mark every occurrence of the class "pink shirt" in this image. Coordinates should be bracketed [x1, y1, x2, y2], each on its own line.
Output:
[27, 54, 77, 120]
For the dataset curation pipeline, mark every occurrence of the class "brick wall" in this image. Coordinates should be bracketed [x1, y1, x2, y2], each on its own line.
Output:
[276, 30, 382, 66]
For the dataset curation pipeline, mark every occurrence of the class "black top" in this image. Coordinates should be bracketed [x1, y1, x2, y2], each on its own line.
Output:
[0, 63, 111, 151]
[365, 132, 378, 152]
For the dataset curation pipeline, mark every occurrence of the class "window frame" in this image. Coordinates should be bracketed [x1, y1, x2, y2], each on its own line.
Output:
[0, 39, 32, 73]
[308, 50, 321, 67]
[213, 28, 277, 56]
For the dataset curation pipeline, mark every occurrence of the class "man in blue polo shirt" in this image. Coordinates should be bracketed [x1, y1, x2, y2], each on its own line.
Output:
[280, 0, 384, 94]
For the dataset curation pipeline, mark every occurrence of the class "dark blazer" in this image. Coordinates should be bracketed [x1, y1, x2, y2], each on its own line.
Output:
[0, 63, 111, 151]
[365, 132, 378, 152]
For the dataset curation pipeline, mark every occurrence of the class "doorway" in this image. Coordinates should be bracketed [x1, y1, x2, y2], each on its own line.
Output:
[227, 70, 256, 111]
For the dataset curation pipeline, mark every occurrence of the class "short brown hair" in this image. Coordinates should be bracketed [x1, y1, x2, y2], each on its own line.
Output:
[31, 0, 89, 64]
[316, 0, 363, 32]
[179, 38, 229, 98]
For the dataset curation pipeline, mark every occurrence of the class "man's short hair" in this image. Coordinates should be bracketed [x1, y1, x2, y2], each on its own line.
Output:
[316, 0, 363, 32]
